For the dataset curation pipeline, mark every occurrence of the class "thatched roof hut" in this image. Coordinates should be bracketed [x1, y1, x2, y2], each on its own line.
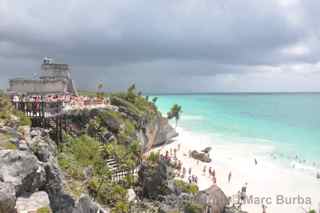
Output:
[195, 184, 228, 213]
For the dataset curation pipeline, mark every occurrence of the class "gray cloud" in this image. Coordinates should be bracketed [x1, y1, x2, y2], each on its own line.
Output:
[0, 0, 319, 92]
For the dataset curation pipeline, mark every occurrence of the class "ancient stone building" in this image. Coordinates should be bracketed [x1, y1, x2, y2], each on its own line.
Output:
[8, 58, 78, 96]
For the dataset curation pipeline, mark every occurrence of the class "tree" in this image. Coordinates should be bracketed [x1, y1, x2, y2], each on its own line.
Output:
[167, 104, 182, 128]
[97, 83, 104, 98]
[152, 97, 158, 104]
[127, 84, 137, 103]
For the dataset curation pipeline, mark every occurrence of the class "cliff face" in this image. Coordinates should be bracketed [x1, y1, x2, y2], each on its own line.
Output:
[0, 127, 108, 213]
[109, 96, 178, 151]
[141, 113, 178, 151]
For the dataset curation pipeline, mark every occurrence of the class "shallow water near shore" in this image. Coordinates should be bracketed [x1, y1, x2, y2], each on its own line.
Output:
[153, 93, 320, 171]
[152, 93, 320, 212]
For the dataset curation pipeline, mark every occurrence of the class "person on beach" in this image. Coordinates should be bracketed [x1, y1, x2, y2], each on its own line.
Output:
[240, 183, 248, 201]
[212, 169, 216, 178]
[182, 167, 186, 178]
[254, 158, 258, 165]
[228, 171, 232, 183]
[188, 167, 192, 175]
[209, 167, 212, 176]
[203, 165, 207, 175]
[178, 143, 181, 151]
[165, 150, 169, 160]
[188, 176, 192, 184]
[213, 176, 217, 184]
[316, 172, 320, 180]
[262, 204, 267, 213]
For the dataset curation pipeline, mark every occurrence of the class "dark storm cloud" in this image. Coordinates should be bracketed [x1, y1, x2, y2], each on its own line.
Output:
[0, 0, 320, 92]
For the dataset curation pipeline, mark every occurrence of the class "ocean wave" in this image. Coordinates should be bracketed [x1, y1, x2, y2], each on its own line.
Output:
[176, 126, 320, 179]
[181, 114, 205, 121]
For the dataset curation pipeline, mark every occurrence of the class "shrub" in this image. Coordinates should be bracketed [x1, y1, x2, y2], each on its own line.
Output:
[175, 180, 199, 194]
[184, 202, 204, 213]
[36, 207, 51, 213]
[147, 151, 160, 163]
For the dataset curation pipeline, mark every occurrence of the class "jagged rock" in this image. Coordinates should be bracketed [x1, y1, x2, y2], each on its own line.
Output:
[101, 113, 121, 133]
[0, 150, 46, 196]
[138, 160, 175, 200]
[130, 200, 160, 213]
[195, 185, 228, 213]
[43, 150, 75, 213]
[201, 147, 212, 154]
[73, 195, 110, 213]
[0, 181, 16, 213]
[141, 115, 178, 151]
[30, 129, 42, 138]
[224, 206, 248, 213]
[29, 134, 57, 162]
[159, 193, 194, 213]
[17, 140, 29, 151]
[15, 191, 51, 213]
[191, 150, 211, 163]
[128, 188, 137, 202]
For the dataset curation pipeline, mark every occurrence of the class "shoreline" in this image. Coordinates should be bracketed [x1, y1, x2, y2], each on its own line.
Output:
[151, 127, 320, 213]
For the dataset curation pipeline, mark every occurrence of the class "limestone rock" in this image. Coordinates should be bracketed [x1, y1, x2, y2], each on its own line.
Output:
[201, 147, 212, 154]
[191, 150, 211, 163]
[138, 160, 175, 200]
[0, 181, 16, 213]
[128, 188, 137, 202]
[73, 195, 110, 213]
[15, 191, 51, 213]
[0, 150, 46, 196]
[195, 185, 228, 213]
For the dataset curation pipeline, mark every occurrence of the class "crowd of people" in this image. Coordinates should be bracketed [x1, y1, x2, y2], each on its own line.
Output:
[157, 143, 260, 212]
[11, 94, 111, 115]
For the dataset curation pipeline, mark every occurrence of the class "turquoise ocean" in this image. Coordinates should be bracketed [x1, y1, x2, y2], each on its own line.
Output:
[153, 93, 320, 172]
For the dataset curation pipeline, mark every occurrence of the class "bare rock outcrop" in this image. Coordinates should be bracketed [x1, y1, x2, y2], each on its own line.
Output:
[195, 185, 228, 213]
[0, 181, 16, 213]
[15, 191, 51, 212]
[191, 150, 212, 163]
[0, 150, 46, 195]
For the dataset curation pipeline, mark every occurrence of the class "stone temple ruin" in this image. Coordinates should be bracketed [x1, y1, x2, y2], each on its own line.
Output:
[7, 58, 78, 96]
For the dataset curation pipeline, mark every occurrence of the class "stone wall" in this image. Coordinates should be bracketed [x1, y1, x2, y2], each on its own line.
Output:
[40, 63, 71, 80]
[8, 79, 68, 95]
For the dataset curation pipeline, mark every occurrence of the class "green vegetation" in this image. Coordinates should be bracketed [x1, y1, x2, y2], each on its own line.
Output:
[184, 202, 204, 213]
[36, 207, 51, 213]
[167, 104, 182, 128]
[0, 132, 17, 150]
[174, 180, 199, 194]
[0, 92, 31, 126]
[110, 84, 159, 121]
[308, 210, 316, 213]
[147, 151, 160, 163]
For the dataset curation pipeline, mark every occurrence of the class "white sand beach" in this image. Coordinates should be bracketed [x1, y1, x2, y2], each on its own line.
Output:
[151, 127, 320, 213]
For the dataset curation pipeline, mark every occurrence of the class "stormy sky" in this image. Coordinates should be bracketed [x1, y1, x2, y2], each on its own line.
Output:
[0, 0, 320, 93]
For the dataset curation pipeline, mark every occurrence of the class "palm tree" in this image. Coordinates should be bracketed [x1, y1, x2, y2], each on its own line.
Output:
[167, 104, 182, 128]
[152, 97, 158, 104]
[97, 83, 104, 98]
[127, 84, 137, 103]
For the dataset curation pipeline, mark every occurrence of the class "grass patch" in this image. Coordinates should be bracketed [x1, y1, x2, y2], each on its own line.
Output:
[36, 207, 51, 213]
